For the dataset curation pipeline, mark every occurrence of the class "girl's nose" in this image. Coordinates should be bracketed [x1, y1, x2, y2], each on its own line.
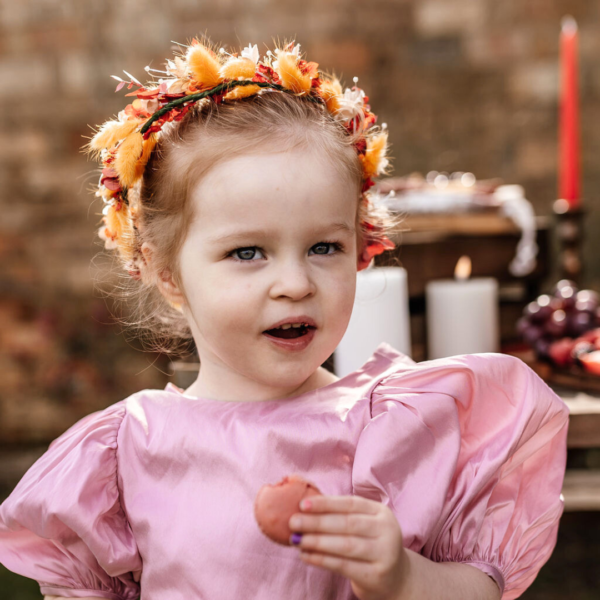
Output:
[268, 261, 317, 300]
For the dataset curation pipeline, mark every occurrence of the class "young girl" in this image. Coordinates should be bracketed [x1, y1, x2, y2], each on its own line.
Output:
[0, 37, 568, 600]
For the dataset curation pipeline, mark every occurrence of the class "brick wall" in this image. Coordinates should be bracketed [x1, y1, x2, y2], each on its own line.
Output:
[1, 0, 599, 441]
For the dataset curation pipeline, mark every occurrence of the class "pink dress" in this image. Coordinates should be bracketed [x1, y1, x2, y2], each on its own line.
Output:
[0, 343, 569, 600]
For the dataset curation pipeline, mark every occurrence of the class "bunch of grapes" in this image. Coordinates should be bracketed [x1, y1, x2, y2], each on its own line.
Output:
[517, 280, 600, 371]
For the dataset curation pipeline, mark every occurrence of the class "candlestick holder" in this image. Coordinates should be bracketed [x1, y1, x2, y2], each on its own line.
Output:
[553, 199, 585, 284]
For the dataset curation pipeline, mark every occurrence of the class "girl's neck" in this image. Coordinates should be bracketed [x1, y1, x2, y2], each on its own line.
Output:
[184, 366, 340, 403]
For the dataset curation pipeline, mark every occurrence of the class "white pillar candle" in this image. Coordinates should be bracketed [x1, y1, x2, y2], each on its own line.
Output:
[335, 267, 411, 377]
[426, 259, 499, 359]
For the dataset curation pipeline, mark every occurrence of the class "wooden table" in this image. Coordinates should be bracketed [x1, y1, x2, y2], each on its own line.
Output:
[559, 391, 600, 511]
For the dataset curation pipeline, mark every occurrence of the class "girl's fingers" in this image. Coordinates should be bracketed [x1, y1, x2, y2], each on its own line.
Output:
[289, 511, 377, 537]
[301, 495, 379, 515]
[295, 533, 379, 562]
[299, 549, 376, 584]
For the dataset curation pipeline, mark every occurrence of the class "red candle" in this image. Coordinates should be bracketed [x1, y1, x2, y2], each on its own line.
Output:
[559, 16, 580, 209]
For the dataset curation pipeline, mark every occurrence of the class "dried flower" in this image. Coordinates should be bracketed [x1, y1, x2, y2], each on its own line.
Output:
[115, 131, 144, 188]
[186, 42, 223, 89]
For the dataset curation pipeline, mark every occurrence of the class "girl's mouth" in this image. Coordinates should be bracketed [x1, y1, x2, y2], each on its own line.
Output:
[262, 325, 317, 351]
[263, 324, 315, 339]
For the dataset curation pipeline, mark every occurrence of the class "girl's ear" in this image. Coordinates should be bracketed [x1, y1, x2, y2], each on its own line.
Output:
[140, 242, 187, 305]
[356, 238, 373, 272]
[357, 255, 373, 272]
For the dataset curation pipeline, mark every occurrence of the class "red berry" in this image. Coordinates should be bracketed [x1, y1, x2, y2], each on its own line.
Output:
[548, 338, 576, 368]
[579, 328, 600, 345]
[579, 350, 600, 376]
[572, 340, 595, 366]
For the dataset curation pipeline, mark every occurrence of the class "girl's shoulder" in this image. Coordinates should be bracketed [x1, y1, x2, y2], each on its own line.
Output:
[353, 349, 569, 599]
[372, 346, 569, 416]
[0, 396, 143, 598]
[368, 349, 569, 455]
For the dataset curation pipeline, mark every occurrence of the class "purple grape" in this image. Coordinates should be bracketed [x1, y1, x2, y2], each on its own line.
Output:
[534, 336, 552, 360]
[554, 284, 577, 310]
[553, 279, 578, 295]
[575, 290, 599, 314]
[524, 300, 553, 323]
[538, 294, 552, 307]
[522, 324, 545, 346]
[567, 310, 595, 337]
[516, 316, 530, 337]
[546, 309, 568, 338]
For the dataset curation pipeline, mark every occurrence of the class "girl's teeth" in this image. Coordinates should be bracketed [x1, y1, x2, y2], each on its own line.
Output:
[278, 323, 305, 330]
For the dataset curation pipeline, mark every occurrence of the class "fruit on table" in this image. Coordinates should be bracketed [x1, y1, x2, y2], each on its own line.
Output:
[546, 309, 568, 338]
[524, 296, 553, 323]
[579, 350, 600, 376]
[575, 290, 599, 313]
[548, 338, 576, 368]
[552, 280, 577, 310]
[580, 329, 600, 345]
[518, 280, 600, 370]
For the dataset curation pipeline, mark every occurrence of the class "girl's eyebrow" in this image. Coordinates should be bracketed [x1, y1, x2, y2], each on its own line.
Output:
[209, 222, 355, 244]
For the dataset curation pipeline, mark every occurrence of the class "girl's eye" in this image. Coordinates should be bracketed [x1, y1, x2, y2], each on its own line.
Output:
[229, 247, 265, 261]
[310, 242, 343, 255]
[228, 242, 343, 262]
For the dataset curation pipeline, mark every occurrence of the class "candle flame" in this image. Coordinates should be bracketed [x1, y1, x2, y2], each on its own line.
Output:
[454, 256, 472, 281]
[561, 15, 578, 34]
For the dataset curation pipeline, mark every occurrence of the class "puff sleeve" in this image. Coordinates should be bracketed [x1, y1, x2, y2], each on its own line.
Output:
[0, 401, 142, 600]
[352, 353, 569, 599]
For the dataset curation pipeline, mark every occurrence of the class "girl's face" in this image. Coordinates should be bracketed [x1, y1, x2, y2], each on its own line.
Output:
[172, 147, 362, 401]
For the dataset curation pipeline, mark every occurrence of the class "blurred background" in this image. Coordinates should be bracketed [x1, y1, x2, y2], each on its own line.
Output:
[2, 0, 600, 598]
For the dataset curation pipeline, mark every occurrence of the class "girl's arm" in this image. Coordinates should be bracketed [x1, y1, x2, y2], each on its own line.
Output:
[397, 549, 501, 600]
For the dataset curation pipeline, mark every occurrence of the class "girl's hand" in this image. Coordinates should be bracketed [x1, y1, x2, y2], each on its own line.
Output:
[288, 495, 408, 600]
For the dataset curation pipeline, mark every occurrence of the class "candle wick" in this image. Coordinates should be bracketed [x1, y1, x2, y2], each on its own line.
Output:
[561, 15, 578, 34]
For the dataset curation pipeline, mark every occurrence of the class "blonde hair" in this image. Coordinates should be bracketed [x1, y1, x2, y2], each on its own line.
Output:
[97, 90, 401, 355]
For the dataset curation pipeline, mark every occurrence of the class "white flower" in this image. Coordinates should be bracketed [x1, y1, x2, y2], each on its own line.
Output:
[166, 57, 187, 79]
[334, 87, 366, 122]
[241, 44, 260, 65]
[139, 98, 159, 113]
[166, 79, 187, 94]
[376, 155, 389, 174]
[98, 225, 118, 249]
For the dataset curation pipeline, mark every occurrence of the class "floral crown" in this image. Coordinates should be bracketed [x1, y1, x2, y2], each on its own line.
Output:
[85, 38, 396, 279]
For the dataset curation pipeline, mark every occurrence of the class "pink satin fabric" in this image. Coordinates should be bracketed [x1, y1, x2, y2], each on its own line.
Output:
[0, 343, 568, 600]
